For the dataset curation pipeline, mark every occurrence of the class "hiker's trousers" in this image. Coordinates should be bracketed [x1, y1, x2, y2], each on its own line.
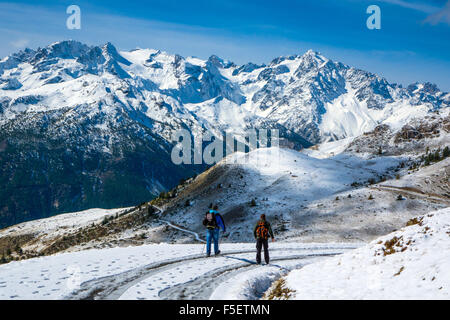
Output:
[206, 228, 220, 255]
[256, 238, 270, 264]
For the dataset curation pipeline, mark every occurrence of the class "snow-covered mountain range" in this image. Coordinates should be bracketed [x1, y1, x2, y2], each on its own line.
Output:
[0, 40, 448, 227]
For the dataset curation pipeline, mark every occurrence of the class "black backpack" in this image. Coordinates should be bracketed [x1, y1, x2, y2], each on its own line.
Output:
[204, 212, 217, 229]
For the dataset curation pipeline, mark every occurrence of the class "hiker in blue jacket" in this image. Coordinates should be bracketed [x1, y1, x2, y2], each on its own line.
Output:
[202, 205, 226, 257]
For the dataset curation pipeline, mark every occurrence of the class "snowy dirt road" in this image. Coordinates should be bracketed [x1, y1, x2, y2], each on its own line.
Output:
[65, 206, 353, 300]
[371, 185, 450, 206]
[67, 245, 354, 300]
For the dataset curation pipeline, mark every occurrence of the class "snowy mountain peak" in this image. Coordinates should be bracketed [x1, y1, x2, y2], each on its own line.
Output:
[32, 40, 90, 63]
[296, 49, 329, 71]
[207, 54, 228, 69]
[302, 49, 327, 61]
[102, 42, 131, 66]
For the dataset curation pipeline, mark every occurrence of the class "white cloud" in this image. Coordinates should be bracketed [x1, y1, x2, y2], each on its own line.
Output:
[10, 38, 30, 48]
[424, 1, 450, 25]
[377, 0, 439, 13]
[377, 0, 450, 26]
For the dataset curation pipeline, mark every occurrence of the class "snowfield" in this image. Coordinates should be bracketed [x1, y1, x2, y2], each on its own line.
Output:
[0, 208, 132, 252]
[281, 207, 450, 300]
[225, 147, 402, 196]
[208, 258, 322, 300]
[1, 208, 131, 238]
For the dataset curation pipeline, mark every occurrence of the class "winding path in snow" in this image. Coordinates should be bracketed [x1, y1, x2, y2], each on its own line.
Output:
[371, 185, 450, 206]
[62, 206, 359, 300]
[66, 246, 352, 300]
[153, 205, 206, 243]
[158, 255, 328, 300]
[159, 218, 206, 243]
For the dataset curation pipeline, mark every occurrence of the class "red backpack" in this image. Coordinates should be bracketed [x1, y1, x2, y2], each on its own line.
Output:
[256, 221, 269, 239]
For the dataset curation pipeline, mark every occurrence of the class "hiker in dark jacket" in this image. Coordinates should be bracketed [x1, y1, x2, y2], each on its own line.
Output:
[253, 214, 275, 264]
[203, 205, 226, 257]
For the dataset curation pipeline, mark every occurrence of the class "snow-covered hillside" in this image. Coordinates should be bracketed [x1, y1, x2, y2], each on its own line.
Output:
[275, 207, 450, 300]
[0, 208, 132, 254]
[156, 144, 449, 243]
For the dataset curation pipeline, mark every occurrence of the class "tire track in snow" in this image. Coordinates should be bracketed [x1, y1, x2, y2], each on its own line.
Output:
[66, 248, 258, 300]
[117, 249, 348, 300]
[66, 247, 352, 300]
[158, 254, 335, 300]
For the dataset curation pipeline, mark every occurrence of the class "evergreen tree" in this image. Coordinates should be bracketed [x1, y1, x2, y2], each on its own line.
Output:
[443, 146, 450, 159]
[434, 150, 441, 162]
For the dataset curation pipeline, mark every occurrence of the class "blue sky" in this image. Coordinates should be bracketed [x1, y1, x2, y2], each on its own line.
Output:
[0, 0, 449, 90]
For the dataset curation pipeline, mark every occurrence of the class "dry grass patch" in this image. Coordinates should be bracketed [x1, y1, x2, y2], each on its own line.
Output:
[406, 217, 424, 227]
[264, 279, 295, 300]
[382, 236, 404, 256]
[394, 266, 405, 277]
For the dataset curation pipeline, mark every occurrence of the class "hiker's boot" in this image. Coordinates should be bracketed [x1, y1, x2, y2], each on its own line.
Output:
[215, 250, 221, 256]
